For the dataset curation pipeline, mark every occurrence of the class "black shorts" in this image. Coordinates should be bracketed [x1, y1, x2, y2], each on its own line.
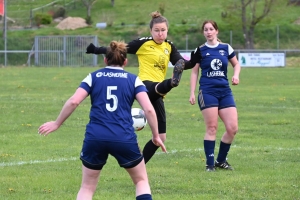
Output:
[143, 81, 166, 133]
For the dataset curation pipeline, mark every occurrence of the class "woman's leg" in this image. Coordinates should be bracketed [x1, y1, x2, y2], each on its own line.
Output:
[76, 165, 101, 200]
[143, 98, 166, 163]
[215, 107, 238, 169]
[219, 107, 238, 144]
[126, 159, 152, 198]
[201, 107, 219, 169]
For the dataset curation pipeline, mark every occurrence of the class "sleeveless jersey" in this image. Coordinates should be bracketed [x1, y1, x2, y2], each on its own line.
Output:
[79, 66, 147, 142]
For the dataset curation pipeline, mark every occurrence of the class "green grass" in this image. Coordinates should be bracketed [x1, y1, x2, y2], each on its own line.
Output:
[5, 0, 300, 51]
[1, 65, 300, 200]
[9, 0, 300, 26]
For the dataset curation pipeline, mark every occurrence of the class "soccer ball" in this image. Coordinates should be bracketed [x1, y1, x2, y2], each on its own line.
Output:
[131, 108, 147, 131]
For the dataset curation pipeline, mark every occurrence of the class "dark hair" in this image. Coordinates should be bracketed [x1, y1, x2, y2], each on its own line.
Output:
[149, 11, 169, 29]
[201, 20, 221, 42]
[105, 41, 127, 66]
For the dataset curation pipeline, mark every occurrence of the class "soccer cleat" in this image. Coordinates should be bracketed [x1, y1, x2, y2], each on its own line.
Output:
[206, 165, 216, 172]
[215, 160, 234, 170]
[171, 59, 185, 87]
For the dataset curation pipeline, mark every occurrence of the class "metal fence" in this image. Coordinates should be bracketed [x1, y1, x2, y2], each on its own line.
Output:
[0, 35, 99, 67]
[0, 48, 299, 67]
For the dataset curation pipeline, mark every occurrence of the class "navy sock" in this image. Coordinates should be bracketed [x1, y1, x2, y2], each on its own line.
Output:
[143, 140, 159, 164]
[136, 194, 152, 200]
[216, 141, 231, 163]
[204, 140, 215, 166]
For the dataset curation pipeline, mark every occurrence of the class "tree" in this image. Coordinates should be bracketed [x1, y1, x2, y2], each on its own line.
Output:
[222, 0, 276, 49]
[82, 0, 97, 18]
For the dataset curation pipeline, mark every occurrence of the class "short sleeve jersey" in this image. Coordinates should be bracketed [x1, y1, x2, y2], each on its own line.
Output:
[197, 42, 236, 95]
[79, 67, 148, 142]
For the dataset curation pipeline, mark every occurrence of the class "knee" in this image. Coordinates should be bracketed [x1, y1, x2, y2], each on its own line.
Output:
[227, 125, 238, 136]
[206, 125, 217, 137]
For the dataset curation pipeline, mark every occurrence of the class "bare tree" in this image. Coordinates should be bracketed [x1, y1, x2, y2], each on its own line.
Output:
[222, 0, 276, 49]
[82, 0, 97, 18]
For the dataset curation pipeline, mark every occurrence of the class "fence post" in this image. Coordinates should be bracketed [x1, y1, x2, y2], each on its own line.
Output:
[185, 35, 188, 52]
[63, 36, 66, 66]
[277, 25, 280, 49]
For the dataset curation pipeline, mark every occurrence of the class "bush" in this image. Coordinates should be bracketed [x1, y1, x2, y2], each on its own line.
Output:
[34, 13, 52, 26]
[85, 16, 93, 25]
[52, 7, 66, 19]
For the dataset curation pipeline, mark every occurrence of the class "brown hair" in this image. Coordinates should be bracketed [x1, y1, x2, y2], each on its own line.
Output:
[201, 20, 222, 42]
[149, 11, 169, 29]
[105, 41, 127, 66]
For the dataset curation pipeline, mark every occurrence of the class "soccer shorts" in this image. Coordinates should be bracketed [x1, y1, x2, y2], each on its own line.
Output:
[198, 90, 236, 111]
[143, 81, 166, 133]
[80, 140, 143, 170]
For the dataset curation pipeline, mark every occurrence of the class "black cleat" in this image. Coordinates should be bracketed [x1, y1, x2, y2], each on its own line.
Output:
[171, 59, 185, 87]
[215, 160, 234, 170]
[206, 165, 216, 172]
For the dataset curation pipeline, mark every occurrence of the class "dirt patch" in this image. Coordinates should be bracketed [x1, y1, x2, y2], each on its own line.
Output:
[294, 17, 300, 25]
[56, 17, 88, 30]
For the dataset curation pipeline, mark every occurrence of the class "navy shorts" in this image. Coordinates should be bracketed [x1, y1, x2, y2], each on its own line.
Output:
[80, 140, 143, 170]
[198, 90, 236, 111]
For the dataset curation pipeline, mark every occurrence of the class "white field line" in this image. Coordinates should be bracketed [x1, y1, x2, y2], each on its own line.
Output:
[1, 146, 299, 167]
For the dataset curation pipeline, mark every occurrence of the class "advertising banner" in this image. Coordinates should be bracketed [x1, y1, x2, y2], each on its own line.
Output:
[0, 0, 4, 16]
[238, 52, 285, 67]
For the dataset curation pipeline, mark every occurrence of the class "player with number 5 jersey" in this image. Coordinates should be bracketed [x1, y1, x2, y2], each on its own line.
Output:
[38, 41, 166, 200]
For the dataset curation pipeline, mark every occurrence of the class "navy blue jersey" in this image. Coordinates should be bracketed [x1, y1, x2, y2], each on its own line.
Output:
[196, 42, 235, 95]
[79, 66, 148, 142]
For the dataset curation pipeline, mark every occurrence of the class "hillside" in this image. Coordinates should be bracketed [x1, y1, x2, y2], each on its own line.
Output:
[4, 0, 300, 50]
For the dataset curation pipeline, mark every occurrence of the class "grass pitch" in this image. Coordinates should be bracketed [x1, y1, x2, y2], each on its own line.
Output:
[0, 66, 299, 199]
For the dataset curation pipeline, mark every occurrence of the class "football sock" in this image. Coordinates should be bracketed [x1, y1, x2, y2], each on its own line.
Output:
[155, 79, 173, 95]
[136, 194, 152, 200]
[204, 140, 215, 166]
[143, 140, 159, 164]
[216, 141, 231, 163]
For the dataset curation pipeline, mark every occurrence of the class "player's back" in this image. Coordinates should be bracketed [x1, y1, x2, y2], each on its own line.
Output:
[81, 67, 140, 142]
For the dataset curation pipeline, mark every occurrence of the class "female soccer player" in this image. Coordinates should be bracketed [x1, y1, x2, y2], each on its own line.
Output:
[38, 40, 166, 200]
[189, 20, 241, 172]
[86, 11, 199, 164]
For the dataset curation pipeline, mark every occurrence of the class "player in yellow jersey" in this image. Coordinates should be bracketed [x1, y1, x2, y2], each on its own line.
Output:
[86, 11, 200, 164]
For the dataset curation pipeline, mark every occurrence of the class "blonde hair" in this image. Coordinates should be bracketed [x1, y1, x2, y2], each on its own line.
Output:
[149, 11, 169, 29]
[105, 41, 127, 66]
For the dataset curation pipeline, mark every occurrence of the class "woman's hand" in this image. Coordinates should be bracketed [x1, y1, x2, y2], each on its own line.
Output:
[38, 121, 60, 136]
[152, 136, 167, 153]
[189, 93, 196, 105]
[232, 75, 239, 85]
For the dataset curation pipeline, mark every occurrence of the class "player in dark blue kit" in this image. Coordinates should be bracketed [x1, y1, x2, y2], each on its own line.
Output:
[189, 20, 241, 172]
[38, 41, 166, 200]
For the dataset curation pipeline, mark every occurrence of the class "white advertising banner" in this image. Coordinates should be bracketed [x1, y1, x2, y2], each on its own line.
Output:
[238, 52, 285, 67]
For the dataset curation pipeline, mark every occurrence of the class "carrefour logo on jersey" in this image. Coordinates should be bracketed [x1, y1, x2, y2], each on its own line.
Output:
[96, 72, 128, 78]
[207, 58, 225, 77]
